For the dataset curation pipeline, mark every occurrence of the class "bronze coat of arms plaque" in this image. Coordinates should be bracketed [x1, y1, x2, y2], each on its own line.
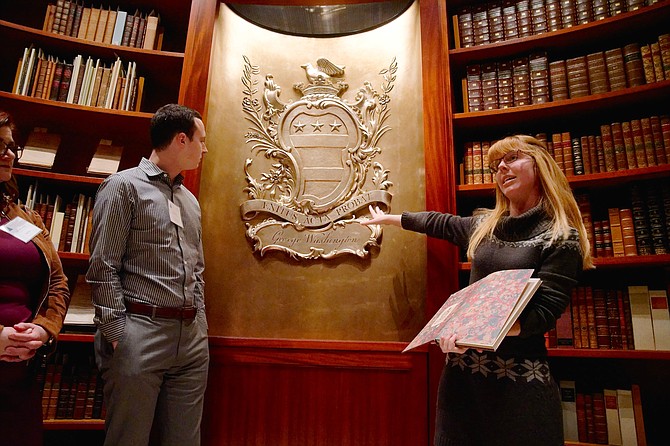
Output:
[240, 56, 397, 260]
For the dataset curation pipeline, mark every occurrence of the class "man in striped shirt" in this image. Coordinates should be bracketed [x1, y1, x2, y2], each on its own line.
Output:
[87, 103, 209, 446]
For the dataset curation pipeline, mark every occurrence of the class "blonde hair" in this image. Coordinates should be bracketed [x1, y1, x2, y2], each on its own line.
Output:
[466, 135, 594, 269]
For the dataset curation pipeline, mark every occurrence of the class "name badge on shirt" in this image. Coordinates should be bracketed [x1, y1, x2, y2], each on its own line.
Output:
[0, 216, 42, 243]
[168, 200, 184, 228]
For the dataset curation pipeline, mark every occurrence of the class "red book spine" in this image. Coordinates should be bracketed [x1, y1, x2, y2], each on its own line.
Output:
[593, 288, 611, 349]
[571, 289, 582, 348]
[640, 117, 657, 167]
[576, 393, 587, 442]
[649, 115, 667, 165]
[605, 289, 622, 349]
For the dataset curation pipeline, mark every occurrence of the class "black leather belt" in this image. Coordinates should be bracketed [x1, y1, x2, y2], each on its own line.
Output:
[126, 301, 197, 321]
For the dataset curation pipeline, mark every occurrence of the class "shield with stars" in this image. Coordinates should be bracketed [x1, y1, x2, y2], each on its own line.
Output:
[278, 98, 360, 213]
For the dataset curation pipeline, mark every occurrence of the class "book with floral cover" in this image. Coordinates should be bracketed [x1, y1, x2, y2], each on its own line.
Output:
[403, 269, 542, 352]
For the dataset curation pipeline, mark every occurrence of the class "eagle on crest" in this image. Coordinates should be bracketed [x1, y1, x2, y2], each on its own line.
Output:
[301, 58, 346, 83]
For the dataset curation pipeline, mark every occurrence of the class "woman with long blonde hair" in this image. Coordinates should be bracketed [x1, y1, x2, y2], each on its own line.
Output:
[363, 134, 592, 445]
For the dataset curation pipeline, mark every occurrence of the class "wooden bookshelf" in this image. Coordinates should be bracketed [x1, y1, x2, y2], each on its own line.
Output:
[441, 1, 670, 445]
[460, 254, 670, 270]
[0, 1, 215, 441]
[548, 348, 670, 361]
[58, 333, 95, 343]
[13, 167, 106, 184]
[458, 164, 670, 196]
[448, 2, 670, 71]
[43, 419, 105, 430]
[453, 80, 670, 131]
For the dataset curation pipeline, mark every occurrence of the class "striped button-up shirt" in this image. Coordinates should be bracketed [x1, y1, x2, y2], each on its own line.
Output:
[86, 158, 205, 342]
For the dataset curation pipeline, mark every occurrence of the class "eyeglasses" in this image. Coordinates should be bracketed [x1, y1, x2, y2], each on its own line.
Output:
[0, 141, 23, 160]
[489, 150, 521, 173]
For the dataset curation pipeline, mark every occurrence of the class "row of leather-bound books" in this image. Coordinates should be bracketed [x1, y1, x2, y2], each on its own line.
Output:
[548, 284, 670, 351]
[13, 46, 143, 112]
[550, 35, 670, 101]
[35, 352, 106, 421]
[575, 180, 670, 258]
[42, 0, 161, 51]
[453, 0, 658, 49]
[463, 32, 670, 113]
[460, 114, 670, 185]
[20, 181, 95, 255]
[559, 381, 647, 446]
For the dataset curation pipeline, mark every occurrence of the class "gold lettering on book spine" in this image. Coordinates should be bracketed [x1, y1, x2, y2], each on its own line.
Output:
[240, 56, 397, 260]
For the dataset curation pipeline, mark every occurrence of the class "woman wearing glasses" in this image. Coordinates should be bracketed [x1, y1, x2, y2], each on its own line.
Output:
[0, 110, 70, 445]
[363, 134, 593, 446]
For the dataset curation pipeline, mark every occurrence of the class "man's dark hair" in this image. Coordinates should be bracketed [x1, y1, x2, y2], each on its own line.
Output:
[150, 104, 202, 150]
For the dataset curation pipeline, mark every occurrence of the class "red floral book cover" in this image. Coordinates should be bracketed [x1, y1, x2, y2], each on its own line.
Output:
[403, 269, 541, 352]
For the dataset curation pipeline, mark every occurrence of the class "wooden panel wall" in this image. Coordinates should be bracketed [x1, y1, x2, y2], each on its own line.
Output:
[418, 0, 459, 441]
[202, 338, 429, 446]
[186, 1, 452, 444]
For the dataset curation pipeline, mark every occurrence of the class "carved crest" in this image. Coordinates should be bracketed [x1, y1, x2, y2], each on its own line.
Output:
[240, 56, 397, 260]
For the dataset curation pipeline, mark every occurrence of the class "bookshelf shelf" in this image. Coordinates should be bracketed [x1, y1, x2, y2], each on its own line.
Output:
[460, 254, 670, 271]
[0, 19, 184, 112]
[0, 19, 185, 58]
[548, 348, 670, 361]
[452, 80, 670, 132]
[13, 167, 106, 185]
[58, 252, 90, 271]
[43, 419, 105, 430]
[0, 91, 152, 119]
[448, 2, 670, 72]
[457, 165, 670, 195]
[1, 91, 152, 175]
[0, 1, 212, 443]
[59, 333, 95, 343]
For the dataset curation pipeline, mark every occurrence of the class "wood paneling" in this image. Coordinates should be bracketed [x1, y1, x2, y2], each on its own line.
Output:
[202, 337, 429, 446]
[181, 0, 218, 195]
[193, 2, 448, 444]
[418, 0, 460, 443]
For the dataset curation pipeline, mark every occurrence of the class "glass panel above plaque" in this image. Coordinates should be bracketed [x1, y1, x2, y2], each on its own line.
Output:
[227, 1, 413, 37]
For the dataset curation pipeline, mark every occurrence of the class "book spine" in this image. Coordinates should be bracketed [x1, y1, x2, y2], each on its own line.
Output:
[621, 120, 638, 169]
[600, 124, 617, 172]
[623, 43, 645, 87]
[630, 119, 648, 168]
[602, 220, 614, 257]
[651, 42, 665, 82]
[640, 43, 656, 83]
[640, 118, 657, 166]
[49, 61, 64, 102]
[592, 392, 609, 445]
[605, 290, 623, 350]
[588, 135, 599, 175]
[611, 122, 627, 171]
[649, 115, 667, 165]
[56, 63, 73, 102]
[481, 62, 498, 111]
[571, 137, 584, 175]
[513, 56, 530, 106]
[605, 47, 627, 91]
[587, 51, 609, 94]
[466, 64, 483, 112]
[593, 288, 611, 349]
[619, 208, 638, 256]
[608, 208, 625, 257]
[529, 52, 549, 104]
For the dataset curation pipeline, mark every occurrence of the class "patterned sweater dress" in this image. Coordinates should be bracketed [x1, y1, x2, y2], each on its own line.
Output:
[402, 205, 583, 446]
